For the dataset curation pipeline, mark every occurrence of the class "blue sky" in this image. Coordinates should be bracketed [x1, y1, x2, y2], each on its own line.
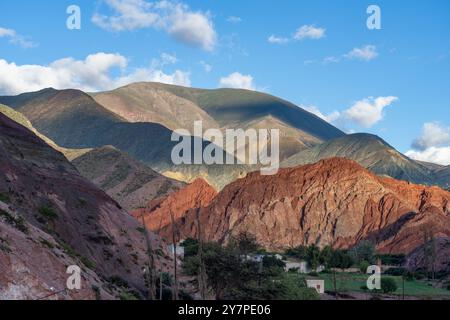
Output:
[1, 0, 450, 164]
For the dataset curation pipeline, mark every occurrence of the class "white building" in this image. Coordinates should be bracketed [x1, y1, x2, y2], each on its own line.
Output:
[167, 244, 185, 258]
[306, 279, 325, 294]
[284, 261, 325, 274]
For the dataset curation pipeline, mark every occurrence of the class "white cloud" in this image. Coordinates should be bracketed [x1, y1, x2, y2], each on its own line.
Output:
[323, 56, 340, 64]
[92, 0, 217, 51]
[0, 26, 37, 48]
[0, 27, 15, 37]
[411, 122, 450, 151]
[294, 25, 326, 40]
[227, 16, 242, 24]
[199, 61, 212, 73]
[303, 105, 340, 123]
[405, 122, 450, 165]
[299, 96, 397, 129]
[344, 96, 398, 128]
[219, 72, 255, 90]
[159, 52, 178, 65]
[0, 52, 191, 95]
[304, 45, 379, 65]
[406, 147, 450, 166]
[268, 35, 289, 45]
[345, 45, 378, 61]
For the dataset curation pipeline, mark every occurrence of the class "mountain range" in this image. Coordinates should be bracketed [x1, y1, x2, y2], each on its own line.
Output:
[1, 82, 448, 190]
[1, 82, 450, 286]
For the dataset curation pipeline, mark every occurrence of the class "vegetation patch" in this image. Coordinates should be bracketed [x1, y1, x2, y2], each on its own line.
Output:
[39, 238, 54, 249]
[0, 236, 12, 253]
[59, 241, 96, 269]
[0, 209, 28, 234]
[38, 205, 58, 221]
[0, 192, 11, 203]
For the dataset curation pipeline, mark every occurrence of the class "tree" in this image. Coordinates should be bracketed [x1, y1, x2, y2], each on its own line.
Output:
[422, 226, 437, 280]
[381, 278, 398, 294]
[285, 245, 308, 260]
[349, 241, 376, 264]
[306, 245, 321, 271]
[329, 250, 354, 270]
[320, 245, 334, 269]
[228, 231, 259, 256]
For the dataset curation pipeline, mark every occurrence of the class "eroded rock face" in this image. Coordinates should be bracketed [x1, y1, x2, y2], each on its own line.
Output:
[132, 179, 217, 240]
[0, 113, 169, 299]
[172, 158, 450, 253]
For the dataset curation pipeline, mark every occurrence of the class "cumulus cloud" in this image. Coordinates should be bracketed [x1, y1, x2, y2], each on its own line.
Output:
[344, 96, 398, 128]
[405, 122, 450, 165]
[345, 45, 378, 61]
[410, 148, 450, 167]
[0, 52, 191, 95]
[294, 25, 326, 40]
[0, 26, 37, 48]
[227, 16, 242, 24]
[299, 96, 398, 130]
[268, 35, 289, 45]
[406, 147, 450, 166]
[199, 61, 212, 73]
[303, 105, 340, 123]
[411, 122, 450, 151]
[304, 45, 379, 65]
[92, 0, 217, 51]
[268, 24, 325, 45]
[219, 72, 255, 90]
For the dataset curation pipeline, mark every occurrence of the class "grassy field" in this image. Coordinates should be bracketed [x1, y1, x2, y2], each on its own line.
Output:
[287, 273, 450, 299]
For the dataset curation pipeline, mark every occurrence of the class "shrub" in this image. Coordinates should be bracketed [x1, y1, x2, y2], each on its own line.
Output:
[0, 209, 28, 233]
[359, 261, 370, 274]
[80, 256, 95, 269]
[0, 192, 10, 203]
[119, 291, 139, 300]
[38, 205, 58, 221]
[381, 277, 398, 294]
[40, 238, 54, 249]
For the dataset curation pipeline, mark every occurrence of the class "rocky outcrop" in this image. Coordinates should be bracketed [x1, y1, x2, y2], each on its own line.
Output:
[132, 179, 217, 240]
[0, 113, 169, 299]
[172, 158, 450, 253]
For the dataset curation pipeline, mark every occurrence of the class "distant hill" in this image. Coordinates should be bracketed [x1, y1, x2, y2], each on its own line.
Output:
[91, 82, 345, 160]
[72, 146, 185, 211]
[281, 133, 448, 187]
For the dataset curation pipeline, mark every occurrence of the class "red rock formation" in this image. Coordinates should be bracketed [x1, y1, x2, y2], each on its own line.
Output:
[172, 158, 450, 253]
[132, 179, 217, 239]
